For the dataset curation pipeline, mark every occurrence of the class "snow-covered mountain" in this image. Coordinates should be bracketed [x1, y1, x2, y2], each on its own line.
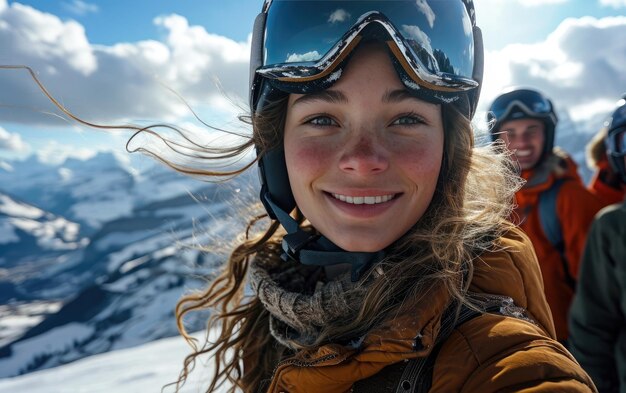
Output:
[0, 152, 260, 378]
[0, 193, 88, 308]
[0, 193, 87, 265]
[0, 152, 217, 231]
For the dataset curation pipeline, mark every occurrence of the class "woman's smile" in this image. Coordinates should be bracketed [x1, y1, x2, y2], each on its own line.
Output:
[329, 192, 398, 205]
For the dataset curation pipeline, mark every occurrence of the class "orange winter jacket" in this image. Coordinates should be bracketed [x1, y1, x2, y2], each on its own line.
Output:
[264, 228, 596, 392]
[514, 152, 603, 341]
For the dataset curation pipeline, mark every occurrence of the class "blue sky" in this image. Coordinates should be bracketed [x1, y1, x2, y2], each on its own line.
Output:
[1, 0, 626, 164]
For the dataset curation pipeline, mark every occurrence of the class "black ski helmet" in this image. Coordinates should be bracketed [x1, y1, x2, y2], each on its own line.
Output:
[604, 94, 626, 183]
[488, 87, 558, 162]
[248, 0, 485, 280]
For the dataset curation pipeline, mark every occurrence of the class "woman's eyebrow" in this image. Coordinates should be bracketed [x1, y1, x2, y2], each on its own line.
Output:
[382, 89, 420, 104]
[291, 90, 347, 107]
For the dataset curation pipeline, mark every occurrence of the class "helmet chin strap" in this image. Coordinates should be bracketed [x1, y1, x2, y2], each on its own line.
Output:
[261, 189, 386, 282]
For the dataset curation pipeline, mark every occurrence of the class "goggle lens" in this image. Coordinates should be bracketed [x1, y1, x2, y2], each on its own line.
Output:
[490, 90, 553, 121]
[263, 0, 475, 82]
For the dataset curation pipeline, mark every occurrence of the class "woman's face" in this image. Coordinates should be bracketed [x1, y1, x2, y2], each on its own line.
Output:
[283, 44, 444, 252]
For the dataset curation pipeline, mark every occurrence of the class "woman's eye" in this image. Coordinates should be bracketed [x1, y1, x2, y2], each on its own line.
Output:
[392, 115, 425, 126]
[307, 116, 337, 127]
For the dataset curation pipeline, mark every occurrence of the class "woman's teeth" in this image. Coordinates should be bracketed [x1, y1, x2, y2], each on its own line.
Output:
[331, 193, 395, 205]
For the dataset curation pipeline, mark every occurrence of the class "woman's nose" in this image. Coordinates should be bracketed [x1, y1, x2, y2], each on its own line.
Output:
[338, 135, 389, 174]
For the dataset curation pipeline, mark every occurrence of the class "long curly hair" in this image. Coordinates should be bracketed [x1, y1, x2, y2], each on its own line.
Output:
[172, 94, 521, 393]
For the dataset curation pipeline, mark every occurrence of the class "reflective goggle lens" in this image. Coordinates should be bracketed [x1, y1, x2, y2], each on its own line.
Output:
[263, 0, 475, 83]
[490, 90, 553, 121]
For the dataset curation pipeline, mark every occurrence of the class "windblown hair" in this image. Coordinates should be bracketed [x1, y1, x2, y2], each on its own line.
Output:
[173, 95, 522, 393]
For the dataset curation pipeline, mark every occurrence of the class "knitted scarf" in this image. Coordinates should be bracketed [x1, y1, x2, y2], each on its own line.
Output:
[249, 253, 372, 349]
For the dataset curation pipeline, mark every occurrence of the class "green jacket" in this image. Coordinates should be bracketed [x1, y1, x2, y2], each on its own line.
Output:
[569, 202, 626, 393]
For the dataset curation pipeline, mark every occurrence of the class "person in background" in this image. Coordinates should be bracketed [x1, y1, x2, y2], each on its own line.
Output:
[585, 98, 626, 206]
[170, 2, 596, 392]
[569, 96, 626, 393]
[488, 87, 603, 345]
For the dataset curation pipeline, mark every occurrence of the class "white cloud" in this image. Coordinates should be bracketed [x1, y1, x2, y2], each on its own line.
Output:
[479, 16, 626, 123]
[568, 98, 617, 122]
[415, 0, 435, 28]
[0, 4, 250, 127]
[328, 9, 350, 24]
[401, 24, 433, 55]
[0, 2, 96, 75]
[0, 0, 6, 12]
[62, 0, 99, 16]
[0, 127, 29, 152]
[35, 140, 97, 165]
[286, 50, 321, 62]
[600, 0, 626, 7]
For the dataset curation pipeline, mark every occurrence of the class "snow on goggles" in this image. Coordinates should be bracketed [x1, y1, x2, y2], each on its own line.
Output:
[250, 0, 480, 104]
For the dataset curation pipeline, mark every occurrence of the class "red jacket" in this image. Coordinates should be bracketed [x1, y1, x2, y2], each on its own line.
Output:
[588, 160, 626, 207]
[514, 151, 603, 341]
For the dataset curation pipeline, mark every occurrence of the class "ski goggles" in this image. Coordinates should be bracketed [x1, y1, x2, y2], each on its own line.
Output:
[489, 89, 555, 123]
[249, 0, 482, 112]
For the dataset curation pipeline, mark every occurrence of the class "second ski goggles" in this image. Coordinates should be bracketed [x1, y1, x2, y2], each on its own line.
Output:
[489, 89, 555, 123]
[250, 0, 481, 106]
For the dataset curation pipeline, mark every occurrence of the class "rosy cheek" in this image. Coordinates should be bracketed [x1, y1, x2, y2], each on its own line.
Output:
[393, 140, 442, 168]
[285, 139, 336, 185]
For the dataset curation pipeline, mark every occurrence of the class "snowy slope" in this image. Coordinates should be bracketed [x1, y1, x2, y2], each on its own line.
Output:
[0, 331, 234, 393]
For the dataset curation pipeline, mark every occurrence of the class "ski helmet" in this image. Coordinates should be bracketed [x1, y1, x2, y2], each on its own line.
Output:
[604, 95, 626, 183]
[488, 87, 558, 162]
[249, 0, 485, 280]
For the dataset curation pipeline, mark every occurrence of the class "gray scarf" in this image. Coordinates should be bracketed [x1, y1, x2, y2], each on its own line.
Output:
[249, 253, 371, 349]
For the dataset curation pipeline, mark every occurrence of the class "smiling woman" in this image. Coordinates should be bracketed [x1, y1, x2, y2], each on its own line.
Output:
[170, 1, 597, 393]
